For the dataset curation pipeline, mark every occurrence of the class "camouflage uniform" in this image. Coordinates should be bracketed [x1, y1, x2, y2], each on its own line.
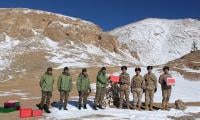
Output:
[144, 73, 157, 110]
[57, 72, 72, 109]
[159, 73, 172, 110]
[131, 75, 145, 110]
[76, 73, 91, 107]
[119, 72, 130, 108]
[39, 73, 54, 108]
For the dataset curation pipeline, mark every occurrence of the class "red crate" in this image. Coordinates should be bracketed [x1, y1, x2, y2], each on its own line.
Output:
[110, 75, 120, 83]
[19, 108, 32, 118]
[167, 78, 176, 86]
[32, 110, 43, 117]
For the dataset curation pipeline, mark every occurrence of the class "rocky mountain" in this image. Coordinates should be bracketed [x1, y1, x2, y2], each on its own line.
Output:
[0, 8, 137, 82]
[109, 18, 200, 65]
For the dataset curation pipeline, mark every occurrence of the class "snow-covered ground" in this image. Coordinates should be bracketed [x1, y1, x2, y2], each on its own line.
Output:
[44, 67, 200, 120]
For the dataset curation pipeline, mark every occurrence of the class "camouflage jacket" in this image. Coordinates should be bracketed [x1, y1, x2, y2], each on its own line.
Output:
[131, 75, 145, 90]
[144, 73, 157, 90]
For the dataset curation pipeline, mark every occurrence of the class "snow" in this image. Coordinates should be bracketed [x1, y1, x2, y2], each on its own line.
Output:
[44, 67, 200, 119]
[182, 67, 200, 73]
[109, 18, 200, 66]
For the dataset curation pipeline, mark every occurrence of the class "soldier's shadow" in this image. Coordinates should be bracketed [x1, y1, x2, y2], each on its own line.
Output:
[51, 100, 94, 109]
[68, 100, 94, 109]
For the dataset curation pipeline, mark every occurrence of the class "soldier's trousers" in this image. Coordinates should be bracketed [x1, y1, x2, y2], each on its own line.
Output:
[94, 86, 106, 106]
[40, 91, 52, 107]
[60, 91, 69, 108]
[78, 90, 88, 106]
[132, 88, 143, 106]
[119, 89, 129, 107]
[145, 89, 155, 105]
[162, 88, 171, 104]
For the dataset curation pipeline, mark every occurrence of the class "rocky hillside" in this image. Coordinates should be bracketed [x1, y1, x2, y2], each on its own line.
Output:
[109, 18, 200, 65]
[0, 8, 137, 82]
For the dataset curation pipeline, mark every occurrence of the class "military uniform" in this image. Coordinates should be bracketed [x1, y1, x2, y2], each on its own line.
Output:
[131, 75, 145, 110]
[159, 73, 172, 110]
[119, 72, 130, 108]
[94, 71, 108, 107]
[57, 72, 72, 110]
[76, 73, 91, 107]
[144, 73, 157, 110]
[39, 73, 54, 109]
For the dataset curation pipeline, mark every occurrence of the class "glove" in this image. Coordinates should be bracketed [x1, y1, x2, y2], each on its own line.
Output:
[88, 88, 92, 93]
[78, 91, 81, 95]
[154, 88, 157, 93]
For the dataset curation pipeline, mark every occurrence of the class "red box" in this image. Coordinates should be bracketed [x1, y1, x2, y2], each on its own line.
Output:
[167, 78, 176, 86]
[20, 108, 32, 118]
[110, 75, 120, 83]
[32, 110, 43, 117]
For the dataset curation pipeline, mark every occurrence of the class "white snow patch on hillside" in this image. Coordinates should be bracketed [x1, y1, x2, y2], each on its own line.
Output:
[109, 18, 200, 65]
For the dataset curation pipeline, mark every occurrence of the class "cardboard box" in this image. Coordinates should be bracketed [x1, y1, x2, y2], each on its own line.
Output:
[167, 78, 176, 86]
[110, 75, 120, 83]
[32, 110, 43, 117]
[19, 108, 32, 118]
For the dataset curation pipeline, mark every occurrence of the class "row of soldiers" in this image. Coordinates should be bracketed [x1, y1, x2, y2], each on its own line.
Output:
[36, 65, 172, 113]
[117, 66, 172, 111]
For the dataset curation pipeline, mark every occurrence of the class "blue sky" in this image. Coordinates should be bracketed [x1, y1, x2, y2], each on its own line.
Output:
[0, 0, 199, 30]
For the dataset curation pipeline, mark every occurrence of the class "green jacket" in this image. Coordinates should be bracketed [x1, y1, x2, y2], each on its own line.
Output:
[76, 73, 91, 91]
[40, 73, 54, 92]
[57, 73, 72, 92]
[96, 71, 107, 88]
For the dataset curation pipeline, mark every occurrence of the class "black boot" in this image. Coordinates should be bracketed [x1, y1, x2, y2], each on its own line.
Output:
[98, 105, 104, 109]
[44, 104, 51, 113]
[64, 107, 68, 110]
[78, 105, 81, 110]
[36, 104, 43, 110]
[93, 105, 98, 110]
[83, 104, 87, 109]
[59, 104, 62, 110]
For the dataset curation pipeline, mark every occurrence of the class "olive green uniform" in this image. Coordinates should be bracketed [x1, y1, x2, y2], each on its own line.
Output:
[144, 73, 157, 110]
[40, 73, 54, 107]
[76, 73, 91, 106]
[131, 75, 145, 109]
[159, 73, 172, 110]
[57, 73, 72, 108]
[119, 72, 130, 108]
[94, 71, 108, 106]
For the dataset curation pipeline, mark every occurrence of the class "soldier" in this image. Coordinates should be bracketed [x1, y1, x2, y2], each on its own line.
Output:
[36, 67, 54, 113]
[76, 68, 91, 110]
[57, 67, 72, 110]
[93, 67, 108, 110]
[131, 67, 145, 110]
[119, 66, 130, 109]
[144, 66, 157, 111]
[159, 66, 172, 110]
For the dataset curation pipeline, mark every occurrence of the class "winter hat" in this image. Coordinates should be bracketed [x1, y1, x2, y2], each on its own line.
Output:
[82, 68, 87, 72]
[64, 67, 69, 71]
[101, 67, 106, 71]
[47, 67, 53, 72]
[163, 66, 169, 71]
[147, 66, 153, 70]
[121, 66, 127, 70]
[135, 67, 141, 72]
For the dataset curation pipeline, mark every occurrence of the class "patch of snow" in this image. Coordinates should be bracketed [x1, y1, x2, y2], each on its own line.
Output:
[182, 67, 200, 73]
[109, 18, 200, 65]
